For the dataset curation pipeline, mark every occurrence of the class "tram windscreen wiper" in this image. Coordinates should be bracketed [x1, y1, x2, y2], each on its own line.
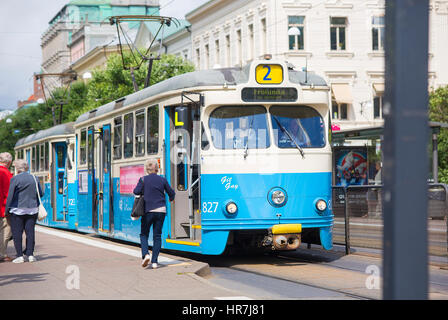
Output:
[243, 116, 254, 159]
[272, 115, 305, 158]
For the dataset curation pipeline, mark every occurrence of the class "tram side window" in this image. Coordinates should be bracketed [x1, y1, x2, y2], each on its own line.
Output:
[36, 145, 41, 172]
[80, 129, 87, 165]
[39, 144, 45, 171]
[67, 144, 74, 170]
[208, 106, 270, 149]
[124, 113, 134, 158]
[147, 105, 159, 154]
[135, 110, 145, 156]
[31, 146, 36, 172]
[45, 142, 49, 170]
[270, 105, 325, 148]
[113, 117, 122, 159]
[103, 129, 110, 172]
[57, 145, 64, 168]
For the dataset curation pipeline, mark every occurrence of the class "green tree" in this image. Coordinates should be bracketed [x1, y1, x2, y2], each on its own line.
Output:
[0, 105, 48, 155]
[0, 53, 194, 156]
[71, 52, 195, 120]
[429, 85, 448, 183]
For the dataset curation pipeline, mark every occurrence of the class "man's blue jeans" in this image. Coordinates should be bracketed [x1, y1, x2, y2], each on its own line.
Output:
[140, 211, 166, 263]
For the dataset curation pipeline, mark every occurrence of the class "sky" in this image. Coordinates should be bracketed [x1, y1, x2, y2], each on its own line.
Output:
[0, 0, 209, 111]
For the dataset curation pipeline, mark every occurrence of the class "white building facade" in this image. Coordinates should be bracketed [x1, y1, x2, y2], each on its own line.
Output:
[183, 0, 448, 131]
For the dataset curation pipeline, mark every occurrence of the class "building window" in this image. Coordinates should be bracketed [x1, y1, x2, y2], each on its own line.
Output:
[260, 18, 267, 56]
[225, 35, 231, 67]
[248, 24, 254, 60]
[372, 16, 385, 51]
[332, 102, 348, 120]
[374, 96, 383, 119]
[215, 39, 220, 67]
[330, 17, 347, 50]
[182, 49, 189, 60]
[195, 48, 200, 69]
[288, 16, 305, 50]
[205, 44, 210, 69]
[236, 29, 242, 66]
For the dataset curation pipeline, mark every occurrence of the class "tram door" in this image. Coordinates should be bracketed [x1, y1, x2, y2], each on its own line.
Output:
[51, 142, 68, 221]
[167, 103, 201, 240]
[87, 126, 98, 231]
[98, 124, 113, 232]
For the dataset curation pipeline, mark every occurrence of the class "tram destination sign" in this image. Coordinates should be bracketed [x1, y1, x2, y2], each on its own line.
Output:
[241, 87, 298, 102]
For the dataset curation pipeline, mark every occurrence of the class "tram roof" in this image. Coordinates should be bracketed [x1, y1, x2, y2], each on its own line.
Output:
[75, 65, 328, 124]
[15, 122, 75, 148]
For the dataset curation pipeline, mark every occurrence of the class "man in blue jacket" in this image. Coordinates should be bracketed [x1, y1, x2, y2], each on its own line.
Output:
[134, 159, 175, 269]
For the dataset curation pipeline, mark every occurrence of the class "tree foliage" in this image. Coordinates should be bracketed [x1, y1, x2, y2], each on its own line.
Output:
[0, 53, 195, 156]
[429, 85, 448, 183]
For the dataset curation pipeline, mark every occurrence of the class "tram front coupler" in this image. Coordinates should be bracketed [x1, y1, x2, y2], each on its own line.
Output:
[263, 224, 302, 250]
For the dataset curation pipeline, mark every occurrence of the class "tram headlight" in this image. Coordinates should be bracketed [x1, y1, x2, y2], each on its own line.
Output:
[268, 188, 288, 207]
[315, 199, 327, 212]
[226, 202, 238, 215]
[272, 190, 286, 205]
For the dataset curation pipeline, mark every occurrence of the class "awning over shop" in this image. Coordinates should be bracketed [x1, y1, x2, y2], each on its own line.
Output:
[331, 83, 353, 104]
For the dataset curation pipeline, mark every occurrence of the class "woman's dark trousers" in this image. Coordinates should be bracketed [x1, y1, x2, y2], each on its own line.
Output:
[10, 213, 38, 257]
[140, 212, 166, 263]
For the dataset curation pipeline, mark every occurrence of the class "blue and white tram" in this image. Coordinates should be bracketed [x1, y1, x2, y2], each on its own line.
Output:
[14, 123, 77, 230]
[73, 58, 333, 254]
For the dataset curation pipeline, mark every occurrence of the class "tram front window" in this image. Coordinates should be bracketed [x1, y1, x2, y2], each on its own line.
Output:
[209, 106, 270, 149]
[270, 105, 325, 148]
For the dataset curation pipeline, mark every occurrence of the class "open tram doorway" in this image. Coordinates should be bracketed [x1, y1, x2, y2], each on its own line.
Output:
[87, 125, 114, 233]
[98, 124, 114, 233]
[165, 93, 203, 243]
[87, 126, 98, 231]
[51, 142, 68, 222]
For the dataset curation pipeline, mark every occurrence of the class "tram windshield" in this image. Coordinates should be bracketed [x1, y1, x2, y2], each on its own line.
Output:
[270, 105, 325, 148]
[209, 106, 270, 149]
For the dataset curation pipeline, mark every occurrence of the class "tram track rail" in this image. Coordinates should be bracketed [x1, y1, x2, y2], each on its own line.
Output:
[220, 263, 374, 300]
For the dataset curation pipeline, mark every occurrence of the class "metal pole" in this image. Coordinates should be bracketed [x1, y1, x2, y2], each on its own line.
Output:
[145, 58, 154, 88]
[383, 0, 429, 299]
[130, 67, 139, 92]
[433, 132, 438, 183]
[344, 187, 350, 255]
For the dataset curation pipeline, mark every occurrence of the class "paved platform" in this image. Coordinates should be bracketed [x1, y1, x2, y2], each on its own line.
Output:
[0, 226, 243, 300]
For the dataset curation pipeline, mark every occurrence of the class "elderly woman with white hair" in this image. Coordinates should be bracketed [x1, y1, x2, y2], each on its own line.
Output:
[5, 159, 44, 263]
[133, 159, 175, 269]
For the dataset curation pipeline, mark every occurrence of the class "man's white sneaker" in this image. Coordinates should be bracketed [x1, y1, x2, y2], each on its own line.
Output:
[141, 254, 150, 268]
[28, 256, 37, 262]
[12, 256, 24, 263]
[152, 263, 158, 269]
